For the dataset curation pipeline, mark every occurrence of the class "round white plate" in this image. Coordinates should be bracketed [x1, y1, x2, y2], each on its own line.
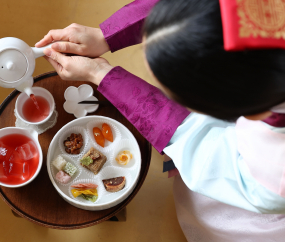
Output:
[47, 116, 141, 211]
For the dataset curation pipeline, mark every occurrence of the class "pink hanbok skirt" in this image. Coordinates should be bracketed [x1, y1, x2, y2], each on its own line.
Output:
[174, 175, 285, 242]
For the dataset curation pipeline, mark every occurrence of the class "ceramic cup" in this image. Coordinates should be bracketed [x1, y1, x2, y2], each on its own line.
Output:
[0, 127, 43, 188]
[15, 87, 55, 125]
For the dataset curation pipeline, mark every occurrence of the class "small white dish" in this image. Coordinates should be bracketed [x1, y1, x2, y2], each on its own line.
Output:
[15, 87, 55, 125]
[63, 84, 99, 118]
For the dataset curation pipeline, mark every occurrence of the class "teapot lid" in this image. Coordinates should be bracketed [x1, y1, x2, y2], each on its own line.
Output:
[0, 49, 28, 83]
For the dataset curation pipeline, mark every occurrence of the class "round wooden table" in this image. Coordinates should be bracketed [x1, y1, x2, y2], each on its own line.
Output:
[0, 72, 151, 229]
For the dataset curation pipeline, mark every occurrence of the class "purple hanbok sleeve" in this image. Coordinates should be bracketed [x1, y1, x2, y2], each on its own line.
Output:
[99, 0, 159, 52]
[262, 112, 285, 127]
[97, 67, 190, 153]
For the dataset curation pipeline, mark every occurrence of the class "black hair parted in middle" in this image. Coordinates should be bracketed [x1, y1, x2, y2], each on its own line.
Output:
[144, 0, 285, 121]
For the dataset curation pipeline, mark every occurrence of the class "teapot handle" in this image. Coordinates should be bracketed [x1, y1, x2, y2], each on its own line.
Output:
[32, 41, 66, 59]
[31, 43, 54, 59]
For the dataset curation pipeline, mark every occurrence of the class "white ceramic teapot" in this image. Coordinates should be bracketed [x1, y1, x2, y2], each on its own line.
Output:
[0, 37, 53, 96]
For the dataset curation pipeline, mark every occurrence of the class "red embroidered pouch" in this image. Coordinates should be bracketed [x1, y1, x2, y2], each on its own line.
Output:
[219, 0, 285, 51]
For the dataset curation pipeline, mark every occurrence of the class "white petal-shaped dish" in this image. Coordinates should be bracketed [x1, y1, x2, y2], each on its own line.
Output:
[63, 84, 99, 118]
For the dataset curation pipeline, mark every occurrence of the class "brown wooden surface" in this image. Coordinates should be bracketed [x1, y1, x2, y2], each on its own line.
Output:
[0, 72, 151, 230]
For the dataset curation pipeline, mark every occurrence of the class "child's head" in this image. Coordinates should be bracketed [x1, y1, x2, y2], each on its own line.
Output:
[143, 0, 285, 121]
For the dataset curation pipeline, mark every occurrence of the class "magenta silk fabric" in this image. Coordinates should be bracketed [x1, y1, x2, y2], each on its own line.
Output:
[99, 0, 159, 52]
[263, 113, 285, 127]
[97, 66, 190, 154]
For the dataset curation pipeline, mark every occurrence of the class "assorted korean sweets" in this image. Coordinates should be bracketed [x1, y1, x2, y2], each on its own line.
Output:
[63, 133, 83, 154]
[52, 155, 78, 184]
[102, 176, 126, 192]
[92, 123, 132, 166]
[71, 183, 98, 202]
[52, 122, 134, 204]
[116, 151, 132, 165]
[70, 177, 126, 203]
[92, 123, 113, 147]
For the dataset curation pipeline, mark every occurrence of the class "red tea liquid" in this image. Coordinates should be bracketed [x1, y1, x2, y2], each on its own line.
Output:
[0, 134, 39, 185]
[22, 95, 50, 122]
[30, 94, 40, 110]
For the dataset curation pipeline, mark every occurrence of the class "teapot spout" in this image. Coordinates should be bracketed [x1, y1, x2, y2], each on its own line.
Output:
[22, 87, 33, 97]
[15, 77, 34, 97]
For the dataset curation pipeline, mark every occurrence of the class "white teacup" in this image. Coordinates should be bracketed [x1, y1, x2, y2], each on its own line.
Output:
[15, 87, 55, 125]
[0, 127, 43, 188]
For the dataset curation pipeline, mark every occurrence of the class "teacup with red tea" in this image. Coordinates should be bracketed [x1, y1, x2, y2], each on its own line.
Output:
[15, 87, 55, 125]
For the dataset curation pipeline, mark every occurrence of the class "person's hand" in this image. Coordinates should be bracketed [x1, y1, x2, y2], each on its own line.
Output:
[43, 48, 113, 86]
[35, 23, 110, 57]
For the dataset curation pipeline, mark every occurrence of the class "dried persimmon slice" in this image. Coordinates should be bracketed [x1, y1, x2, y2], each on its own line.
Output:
[102, 123, 114, 142]
[93, 127, 105, 147]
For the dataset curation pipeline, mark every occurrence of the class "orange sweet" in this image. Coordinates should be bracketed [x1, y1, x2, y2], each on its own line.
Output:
[102, 123, 114, 142]
[92, 127, 105, 147]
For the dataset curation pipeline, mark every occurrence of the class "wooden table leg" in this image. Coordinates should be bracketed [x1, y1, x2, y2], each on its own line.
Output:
[108, 208, 126, 222]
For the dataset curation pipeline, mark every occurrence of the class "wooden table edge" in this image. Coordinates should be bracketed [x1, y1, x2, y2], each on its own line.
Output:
[0, 71, 152, 230]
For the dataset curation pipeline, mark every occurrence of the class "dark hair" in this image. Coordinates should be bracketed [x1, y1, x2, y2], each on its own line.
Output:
[144, 0, 285, 121]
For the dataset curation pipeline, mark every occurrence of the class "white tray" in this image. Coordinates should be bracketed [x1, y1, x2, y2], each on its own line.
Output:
[47, 116, 141, 211]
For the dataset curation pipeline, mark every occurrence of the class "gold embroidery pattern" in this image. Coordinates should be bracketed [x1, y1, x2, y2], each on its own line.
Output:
[237, 0, 285, 39]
